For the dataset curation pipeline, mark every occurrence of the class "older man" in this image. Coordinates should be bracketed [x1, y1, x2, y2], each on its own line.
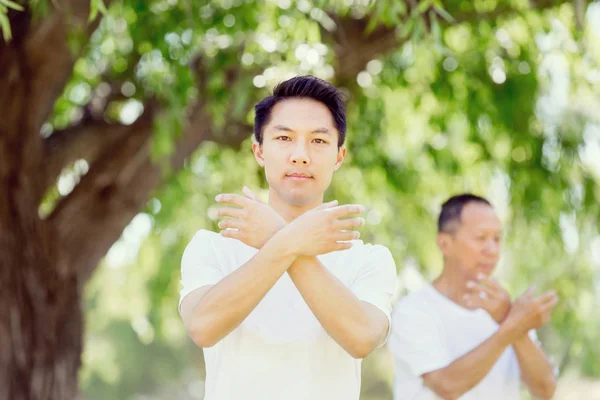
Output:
[389, 194, 557, 400]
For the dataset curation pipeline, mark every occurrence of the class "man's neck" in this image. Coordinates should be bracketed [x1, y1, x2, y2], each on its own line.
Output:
[267, 188, 323, 223]
[432, 266, 471, 308]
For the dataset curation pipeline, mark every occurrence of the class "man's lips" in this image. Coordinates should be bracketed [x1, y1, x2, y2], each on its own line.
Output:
[286, 173, 313, 180]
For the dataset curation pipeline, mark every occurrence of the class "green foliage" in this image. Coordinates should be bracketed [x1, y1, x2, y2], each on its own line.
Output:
[33, 0, 600, 398]
[0, 0, 23, 40]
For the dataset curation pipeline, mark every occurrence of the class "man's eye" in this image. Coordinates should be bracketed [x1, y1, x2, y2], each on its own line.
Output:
[276, 136, 291, 141]
[313, 138, 327, 144]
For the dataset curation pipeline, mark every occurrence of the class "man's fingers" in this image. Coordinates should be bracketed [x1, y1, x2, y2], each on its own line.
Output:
[220, 229, 241, 239]
[242, 186, 263, 203]
[463, 293, 483, 309]
[466, 280, 495, 298]
[334, 241, 353, 251]
[241, 186, 254, 200]
[327, 204, 365, 218]
[521, 284, 536, 299]
[540, 296, 559, 313]
[314, 200, 339, 210]
[335, 230, 360, 241]
[215, 193, 249, 208]
[536, 291, 559, 307]
[218, 219, 244, 230]
[216, 207, 244, 219]
[336, 217, 365, 230]
[477, 275, 502, 291]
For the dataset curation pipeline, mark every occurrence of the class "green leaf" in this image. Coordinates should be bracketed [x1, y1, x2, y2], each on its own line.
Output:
[0, 0, 24, 11]
[366, 16, 379, 34]
[434, 5, 455, 23]
[0, 12, 11, 41]
[89, 0, 108, 22]
[430, 13, 442, 43]
[399, 16, 415, 38]
[392, 1, 407, 16]
[416, 0, 433, 14]
[411, 17, 426, 42]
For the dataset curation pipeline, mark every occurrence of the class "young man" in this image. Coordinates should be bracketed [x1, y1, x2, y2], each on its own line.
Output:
[389, 194, 558, 400]
[179, 76, 397, 400]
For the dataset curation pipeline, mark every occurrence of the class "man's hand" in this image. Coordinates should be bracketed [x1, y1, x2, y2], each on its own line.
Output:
[464, 274, 512, 324]
[283, 203, 365, 256]
[215, 187, 286, 249]
[502, 286, 558, 339]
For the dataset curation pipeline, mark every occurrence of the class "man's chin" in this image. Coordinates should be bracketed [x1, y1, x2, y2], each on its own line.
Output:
[286, 196, 315, 207]
[474, 266, 495, 277]
[281, 191, 319, 207]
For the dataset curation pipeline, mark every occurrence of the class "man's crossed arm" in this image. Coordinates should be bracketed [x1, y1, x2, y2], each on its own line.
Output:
[181, 188, 391, 358]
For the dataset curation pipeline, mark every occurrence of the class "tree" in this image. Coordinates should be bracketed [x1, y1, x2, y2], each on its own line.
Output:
[1, 1, 598, 399]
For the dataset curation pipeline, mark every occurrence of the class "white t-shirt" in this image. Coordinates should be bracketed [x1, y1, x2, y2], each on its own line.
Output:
[179, 229, 397, 400]
[389, 284, 535, 400]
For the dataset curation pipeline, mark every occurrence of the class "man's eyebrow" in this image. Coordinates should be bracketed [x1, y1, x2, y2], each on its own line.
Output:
[271, 125, 333, 135]
[311, 127, 331, 134]
[273, 124, 294, 132]
[474, 228, 504, 235]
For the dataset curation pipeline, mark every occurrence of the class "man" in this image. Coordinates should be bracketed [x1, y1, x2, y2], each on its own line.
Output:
[178, 75, 397, 400]
[389, 194, 558, 400]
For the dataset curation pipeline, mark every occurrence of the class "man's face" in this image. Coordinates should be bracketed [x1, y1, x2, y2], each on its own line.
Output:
[252, 98, 345, 206]
[438, 202, 502, 279]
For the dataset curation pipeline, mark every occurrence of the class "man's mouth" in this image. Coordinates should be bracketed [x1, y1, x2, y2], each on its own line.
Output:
[477, 263, 495, 271]
[286, 173, 313, 180]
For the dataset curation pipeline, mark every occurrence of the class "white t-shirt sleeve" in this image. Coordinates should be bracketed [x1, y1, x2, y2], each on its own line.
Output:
[388, 304, 453, 377]
[350, 244, 397, 343]
[179, 229, 226, 312]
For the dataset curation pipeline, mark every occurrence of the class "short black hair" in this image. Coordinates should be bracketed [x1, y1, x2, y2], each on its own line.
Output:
[254, 75, 346, 147]
[438, 194, 492, 233]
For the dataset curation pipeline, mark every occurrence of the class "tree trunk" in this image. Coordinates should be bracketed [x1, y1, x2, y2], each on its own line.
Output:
[0, 137, 83, 399]
[0, 4, 91, 397]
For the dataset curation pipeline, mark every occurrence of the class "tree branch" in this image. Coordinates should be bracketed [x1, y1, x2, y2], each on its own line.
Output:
[40, 119, 133, 201]
[326, 0, 575, 89]
[48, 62, 253, 282]
[327, 15, 397, 88]
[23, 0, 103, 131]
[0, 1, 105, 210]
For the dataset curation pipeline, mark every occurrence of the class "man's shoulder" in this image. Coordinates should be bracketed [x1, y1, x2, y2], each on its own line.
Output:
[392, 286, 438, 318]
[184, 228, 245, 255]
[347, 240, 394, 261]
[186, 228, 219, 248]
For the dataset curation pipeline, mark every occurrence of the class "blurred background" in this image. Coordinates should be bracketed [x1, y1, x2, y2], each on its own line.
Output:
[1, 0, 599, 399]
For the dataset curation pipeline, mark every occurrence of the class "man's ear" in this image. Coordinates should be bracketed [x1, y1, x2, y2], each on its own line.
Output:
[252, 141, 265, 167]
[437, 232, 453, 258]
[334, 145, 347, 171]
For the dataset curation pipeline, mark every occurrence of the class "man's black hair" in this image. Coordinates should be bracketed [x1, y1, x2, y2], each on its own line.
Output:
[254, 75, 346, 147]
[438, 194, 492, 233]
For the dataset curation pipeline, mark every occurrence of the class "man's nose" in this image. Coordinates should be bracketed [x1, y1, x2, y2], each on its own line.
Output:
[290, 143, 310, 165]
[484, 239, 500, 255]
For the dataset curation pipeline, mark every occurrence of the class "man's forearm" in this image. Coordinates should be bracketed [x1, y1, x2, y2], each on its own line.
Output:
[513, 335, 556, 399]
[423, 327, 517, 399]
[187, 230, 297, 347]
[287, 256, 387, 359]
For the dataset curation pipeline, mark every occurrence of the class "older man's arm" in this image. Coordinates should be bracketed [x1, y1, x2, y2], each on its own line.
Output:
[513, 335, 557, 399]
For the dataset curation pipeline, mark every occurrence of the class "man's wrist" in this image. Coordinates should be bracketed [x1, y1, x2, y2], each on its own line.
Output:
[513, 332, 533, 348]
[270, 224, 300, 257]
[288, 255, 320, 276]
[497, 320, 522, 346]
[495, 304, 512, 324]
